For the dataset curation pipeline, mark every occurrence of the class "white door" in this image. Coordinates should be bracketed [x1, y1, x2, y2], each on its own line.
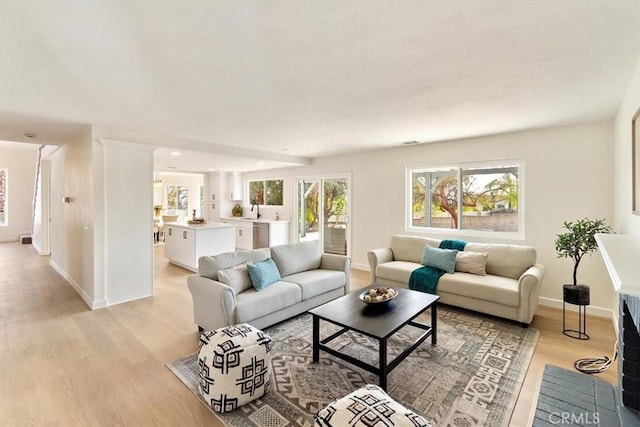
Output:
[296, 175, 350, 255]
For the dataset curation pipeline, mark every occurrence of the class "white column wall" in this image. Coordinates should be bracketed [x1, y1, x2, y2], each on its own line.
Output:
[32, 158, 51, 255]
[49, 128, 96, 306]
[99, 139, 154, 306]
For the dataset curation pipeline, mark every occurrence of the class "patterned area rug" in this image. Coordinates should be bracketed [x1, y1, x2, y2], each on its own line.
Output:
[168, 306, 539, 426]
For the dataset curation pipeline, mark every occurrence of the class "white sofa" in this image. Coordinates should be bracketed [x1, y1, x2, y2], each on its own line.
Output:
[187, 240, 351, 331]
[368, 235, 545, 325]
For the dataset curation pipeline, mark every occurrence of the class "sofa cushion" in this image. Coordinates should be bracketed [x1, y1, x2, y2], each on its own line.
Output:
[217, 260, 253, 294]
[391, 235, 440, 263]
[376, 261, 421, 284]
[455, 251, 488, 276]
[247, 258, 282, 291]
[235, 281, 302, 323]
[282, 270, 346, 300]
[421, 245, 458, 273]
[271, 240, 322, 277]
[464, 243, 536, 279]
[437, 273, 520, 307]
[198, 248, 271, 280]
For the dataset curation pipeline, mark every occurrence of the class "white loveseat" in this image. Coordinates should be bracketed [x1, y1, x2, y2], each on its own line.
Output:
[368, 235, 545, 325]
[187, 240, 351, 331]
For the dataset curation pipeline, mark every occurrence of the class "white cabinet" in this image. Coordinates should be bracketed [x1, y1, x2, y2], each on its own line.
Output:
[223, 219, 253, 250]
[236, 226, 253, 250]
[268, 221, 290, 246]
[164, 223, 235, 272]
[228, 172, 242, 201]
[222, 218, 290, 249]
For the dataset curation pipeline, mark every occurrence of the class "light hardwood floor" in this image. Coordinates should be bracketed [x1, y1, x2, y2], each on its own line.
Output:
[0, 242, 618, 426]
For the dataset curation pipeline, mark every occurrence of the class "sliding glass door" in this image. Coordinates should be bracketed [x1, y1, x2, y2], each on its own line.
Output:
[296, 175, 350, 255]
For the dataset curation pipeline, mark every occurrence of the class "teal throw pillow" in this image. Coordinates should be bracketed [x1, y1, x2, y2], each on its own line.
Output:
[247, 258, 281, 291]
[421, 245, 458, 273]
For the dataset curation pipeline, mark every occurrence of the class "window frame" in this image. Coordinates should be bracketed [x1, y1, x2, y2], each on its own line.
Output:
[405, 159, 525, 240]
[248, 178, 284, 206]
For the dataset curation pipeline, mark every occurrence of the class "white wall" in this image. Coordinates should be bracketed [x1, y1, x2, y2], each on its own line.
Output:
[49, 128, 96, 306]
[100, 139, 155, 305]
[245, 120, 615, 313]
[613, 58, 640, 236]
[0, 143, 39, 242]
[48, 129, 156, 309]
[32, 158, 51, 255]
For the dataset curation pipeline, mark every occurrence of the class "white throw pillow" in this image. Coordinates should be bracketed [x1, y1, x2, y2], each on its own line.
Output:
[455, 251, 488, 276]
[217, 260, 253, 294]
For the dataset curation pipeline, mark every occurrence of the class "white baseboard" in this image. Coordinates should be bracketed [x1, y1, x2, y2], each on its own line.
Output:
[538, 296, 612, 319]
[31, 240, 50, 256]
[49, 260, 106, 310]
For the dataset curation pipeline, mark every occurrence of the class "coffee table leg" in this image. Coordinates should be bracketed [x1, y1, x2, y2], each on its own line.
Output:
[312, 315, 319, 362]
[379, 337, 387, 391]
[431, 303, 438, 345]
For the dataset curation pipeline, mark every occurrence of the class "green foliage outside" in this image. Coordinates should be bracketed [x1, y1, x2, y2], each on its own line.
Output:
[300, 180, 347, 232]
[413, 172, 518, 228]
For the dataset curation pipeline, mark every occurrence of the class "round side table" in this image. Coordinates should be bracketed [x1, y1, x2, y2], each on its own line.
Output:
[562, 284, 590, 340]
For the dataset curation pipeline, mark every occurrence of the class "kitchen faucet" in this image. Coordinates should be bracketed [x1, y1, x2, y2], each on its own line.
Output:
[251, 200, 261, 219]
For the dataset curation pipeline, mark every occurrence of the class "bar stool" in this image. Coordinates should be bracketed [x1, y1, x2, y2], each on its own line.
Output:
[563, 284, 590, 340]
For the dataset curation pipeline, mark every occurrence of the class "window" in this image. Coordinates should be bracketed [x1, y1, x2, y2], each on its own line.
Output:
[408, 162, 521, 235]
[249, 179, 283, 206]
[166, 185, 189, 217]
[0, 168, 6, 226]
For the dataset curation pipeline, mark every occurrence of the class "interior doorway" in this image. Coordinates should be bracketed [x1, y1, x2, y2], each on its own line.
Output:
[296, 175, 350, 255]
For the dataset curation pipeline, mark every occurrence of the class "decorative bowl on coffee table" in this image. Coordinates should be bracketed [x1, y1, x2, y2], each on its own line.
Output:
[359, 287, 398, 304]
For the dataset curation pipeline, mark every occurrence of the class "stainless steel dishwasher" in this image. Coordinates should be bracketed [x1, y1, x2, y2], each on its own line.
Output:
[253, 222, 270, 249]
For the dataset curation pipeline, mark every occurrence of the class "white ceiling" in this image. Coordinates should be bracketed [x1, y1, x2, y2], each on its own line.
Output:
[1, 1, 639, 173]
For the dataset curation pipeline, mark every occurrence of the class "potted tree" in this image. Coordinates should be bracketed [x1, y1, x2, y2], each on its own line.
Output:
[554, 217, 612, 286]
[554, 217, 612, 339]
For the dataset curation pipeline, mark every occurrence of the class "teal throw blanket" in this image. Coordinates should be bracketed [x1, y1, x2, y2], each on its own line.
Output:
[409, 239, 468, 294]
[439, 239, 467, 251]
[409, 266, 445, 295]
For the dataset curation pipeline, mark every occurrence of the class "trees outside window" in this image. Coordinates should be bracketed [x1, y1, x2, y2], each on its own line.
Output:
[249, 179, 283, 206]
[409, 163, 521, 233]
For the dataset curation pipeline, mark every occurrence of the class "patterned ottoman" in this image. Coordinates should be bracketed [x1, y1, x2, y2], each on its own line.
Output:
[315, 384, 431, 426]
[197, 323, 272, 413]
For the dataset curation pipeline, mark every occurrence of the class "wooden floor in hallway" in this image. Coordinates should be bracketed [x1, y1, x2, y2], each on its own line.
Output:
[0, 242, 618, 426]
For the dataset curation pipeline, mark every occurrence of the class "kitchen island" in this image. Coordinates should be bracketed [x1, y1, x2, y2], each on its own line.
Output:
[164, 222, 235, 272]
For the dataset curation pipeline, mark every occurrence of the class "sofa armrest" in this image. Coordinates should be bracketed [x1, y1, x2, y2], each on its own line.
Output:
[187, 275, 236, 331]
[517, 264, 545, 324]
[320, 253, 352, 293]
[367, 248, 393, 284]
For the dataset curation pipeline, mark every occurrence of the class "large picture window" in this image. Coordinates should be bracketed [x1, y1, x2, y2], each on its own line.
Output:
[249, 179, 283, 206]
[408, 162, 521, 235]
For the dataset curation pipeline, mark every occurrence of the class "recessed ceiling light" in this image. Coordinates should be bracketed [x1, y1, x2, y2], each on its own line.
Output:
[208, 168, 215, 171]
[24, 132, 37, 139]
[170, 151, 181, 156]
[257, 161, 265, 166]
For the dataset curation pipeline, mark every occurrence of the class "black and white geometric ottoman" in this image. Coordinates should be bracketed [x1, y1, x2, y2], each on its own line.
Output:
[197, 323, 272, 414]
[315, 384, 431, 427]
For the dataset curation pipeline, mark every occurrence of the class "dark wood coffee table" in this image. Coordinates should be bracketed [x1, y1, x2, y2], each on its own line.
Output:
[308, 285, 439, 390]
